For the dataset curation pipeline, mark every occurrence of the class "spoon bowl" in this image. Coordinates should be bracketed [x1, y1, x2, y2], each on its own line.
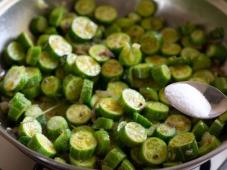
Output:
[165, 81, 227, 119]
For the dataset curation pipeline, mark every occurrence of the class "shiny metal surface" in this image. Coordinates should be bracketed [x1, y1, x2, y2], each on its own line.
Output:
[1, 0, 227, 170]
[166, 81, 227, 119]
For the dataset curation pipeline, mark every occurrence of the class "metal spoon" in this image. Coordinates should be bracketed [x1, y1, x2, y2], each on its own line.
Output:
[164, 81, 227, 119]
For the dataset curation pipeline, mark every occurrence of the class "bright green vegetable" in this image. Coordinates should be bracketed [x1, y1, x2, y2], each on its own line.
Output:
[118, 159, 135, 170]
[89, 44, 113, 63]
[161, 27, 179, 44]
[107, 81, 128, 99]
[133, 112, 152, 128]
[47, 116, 69, 139]
[144, 101, 169, 121]
[155, 123, 176, 142]
[69, 155, 96, 168]
[170, 65, 192, 81]
[121, 88, 146, 113]
[28, 133, 56, 157]
[139, 87, 158, 101]
[209, 119, 224, 137]
[213, 77, 227, 94]
[54, 129, 71, 152]
[17, 32, 34, 50]
[95, 5, 118, 24]
[140, 31, 163, 55]
[38, 51, 59, 72]
[79, 79, 94, 104]
[24, 104, 43, 118]
[63, 75, 83, 102]
[66, 104, 92, 125]
[30, 16, 48, 35]
[136, 0, 156, 17]
[75, 0, 96, 16]
[190, 29, 206, 46]
[41, 76, 61, 97]
[140, 137, 167, 165]
[26, 46, 41, 66]
[161, 43, 181, 56]
[151, 64, 171, 86]
[8, 92, 31, 122]
[132, 63, 153, 79]
[70, 127, 97, 160]
[92, 117, 114, 130]
[192, 120, 208, 141]
[49, 7, 65, 27]
[103, 148, 126, 169]
[95, 130, 110, 155]
[119, 122, 147, 147]
[168, 132, 198, 162]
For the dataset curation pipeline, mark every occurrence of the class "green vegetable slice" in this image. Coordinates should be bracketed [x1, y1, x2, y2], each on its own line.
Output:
[26, 46, 41, 66]
[155, 123, 176, 142]
[106, 33, 131, 52]
[28, 133, 56, 157]
[47, 116, 69, 139]
[132, 63, 153, 79]
[161, 43, 181, 56]
[161, 27, 179, 44]
[41, 76, 61, 97]
[159, 88, 170, 105]
[192, 70, 214, 84]
[54, 129, 71, 152]
[118, 159, 135, 170]
[95, 5, 118, 24]
[95, 130, 110, 156]
[89, 44, 113, 63]
[63, 75, 83, 102]
[145, 55, 167, 65]
[79, 79, 94, 105]
[132, 112, 152, 128]
[30, 16, 48, 35]
[101, 59, 123, 81]
[136, 0, 156, 17]
[165, 114, 191, 134]
[92, 117, 114, 130]
[70, 17, 97, 41]
[74, 55, 101, 78]
[151, 64, 171, 86]
[103, 148, 126, 169]
[107, 81, 128, 99]
[192, 120, 208, 141]
[139, 87, 158, 101]
[140, 31, 163, 55]
[17, 32, 34, 50]
[69, 155, 96, 168]
[168, 132, 198, 162]
[144, 101, 169, 121]
[75, 0, 96, 16]
[209, 119, 224, 137]
[170, 65, 192, 81]
[70, 127, 97, 160]
[3, 66, 28, 92]
[25, 104, 43, 118]
[49, 7, 65, 27]
[25, 67, 42, 87]
[8, 92, 31, 121]
[140, 137, 167, 165]
[38, 51, 59, 72]
[66, 104, 92, 125]
[4, 41, 25, 64]
[97, 97, 124, 120]
[119, 122, 147, 147]
[121, 88, 146, 112]
[47, 35, 72, 58]
[119, 43, 142, 67]
[19, 117, 42, 138]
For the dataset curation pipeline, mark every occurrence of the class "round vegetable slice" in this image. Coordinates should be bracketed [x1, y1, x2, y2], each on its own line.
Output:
[25, 67, 42, 87]
[168, 132, 198, 162]
[4, 41, 26, 64]
[74, 0, 96, 16]
[38, 51, 59, 72]
[70, 127, 97, 160]
[8, 92, 31, 122]
[47, 116, 69, 139]
[165, 114, 191, 134]
[95, 130, 110, 156]
[64, 53, 77, 73]
[74, 55, 101, 78]
[66, 104, 92, 125]
[132, 112, 152, 128]
[69, 155, 96, 168]
[106, 33, 131, 52]
[103, 148, 126, 169]
[144, 101, 169, 121]
[89, 44, 113, 63]
[161, 43, 181, 56]
[136, 0, 156, 17]
[140, 31, 163, 55]
[70, 17, 97, 41]
[54, 129, 71, 152]
[107, 81, 128, 99]
[155, 123, 176, 142]
[30, 16, 48, 35]
[95, 5, 118, 24]
[92, 117, 114, 130]
[140, 137, 167, 165]
[170, 65, 192, 81]
[119, 43, 142, 67]
[97, 97, 124, 119]
[121, 88, 146, 112]
[25, 104, 43, 118]
[47, 35, 72, 58]
[49, 7, 65, 27]
[3, 66, 28, 92]
[41, 76, 61, 97]
[161, 27, 179, 44]
[19, 116, 42, 138]
[119, 122, 147, 147]
[101, 59, 123, 81]
[28, 133, 56, 157]
[118, 159, 135, 170]
[17, 32, 34, 50]
[151, 64, 171, 86]
[63, 75, 83, 102]
[145, 55, 167, 65]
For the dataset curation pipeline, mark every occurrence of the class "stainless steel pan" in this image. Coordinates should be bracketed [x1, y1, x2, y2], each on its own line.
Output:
[1, 0, 227, 169]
